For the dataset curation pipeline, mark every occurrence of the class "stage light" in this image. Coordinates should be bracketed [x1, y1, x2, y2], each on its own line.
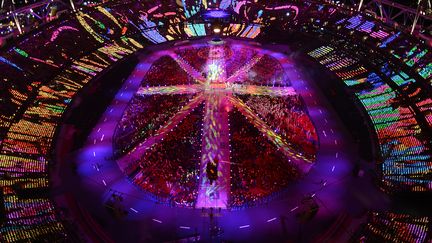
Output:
[213, 27, 221, 34]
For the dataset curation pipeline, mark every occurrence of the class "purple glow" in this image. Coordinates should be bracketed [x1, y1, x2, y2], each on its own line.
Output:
[203, 10, 231, 19]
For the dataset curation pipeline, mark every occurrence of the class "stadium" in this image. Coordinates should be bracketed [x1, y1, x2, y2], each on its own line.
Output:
[0, 0, 431, 242]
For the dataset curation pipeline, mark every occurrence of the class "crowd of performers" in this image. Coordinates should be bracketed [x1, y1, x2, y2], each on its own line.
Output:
[114, 47, 318, 208]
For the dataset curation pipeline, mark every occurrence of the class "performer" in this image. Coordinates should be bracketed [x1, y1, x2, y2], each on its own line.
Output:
[207, 158, 219, 185]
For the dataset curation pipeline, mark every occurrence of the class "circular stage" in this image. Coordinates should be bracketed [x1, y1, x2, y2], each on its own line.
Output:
[68, 38, 387, 242]
[112, 42, 319, 208]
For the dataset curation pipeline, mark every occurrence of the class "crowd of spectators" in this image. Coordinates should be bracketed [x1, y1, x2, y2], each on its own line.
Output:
[0, 7, 141, 239]
[351, 212, 429, 243]
[0, 0, 430, 240]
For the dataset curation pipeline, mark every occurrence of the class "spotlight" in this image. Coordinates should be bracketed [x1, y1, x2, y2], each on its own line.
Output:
[213, 27, 221, 34]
